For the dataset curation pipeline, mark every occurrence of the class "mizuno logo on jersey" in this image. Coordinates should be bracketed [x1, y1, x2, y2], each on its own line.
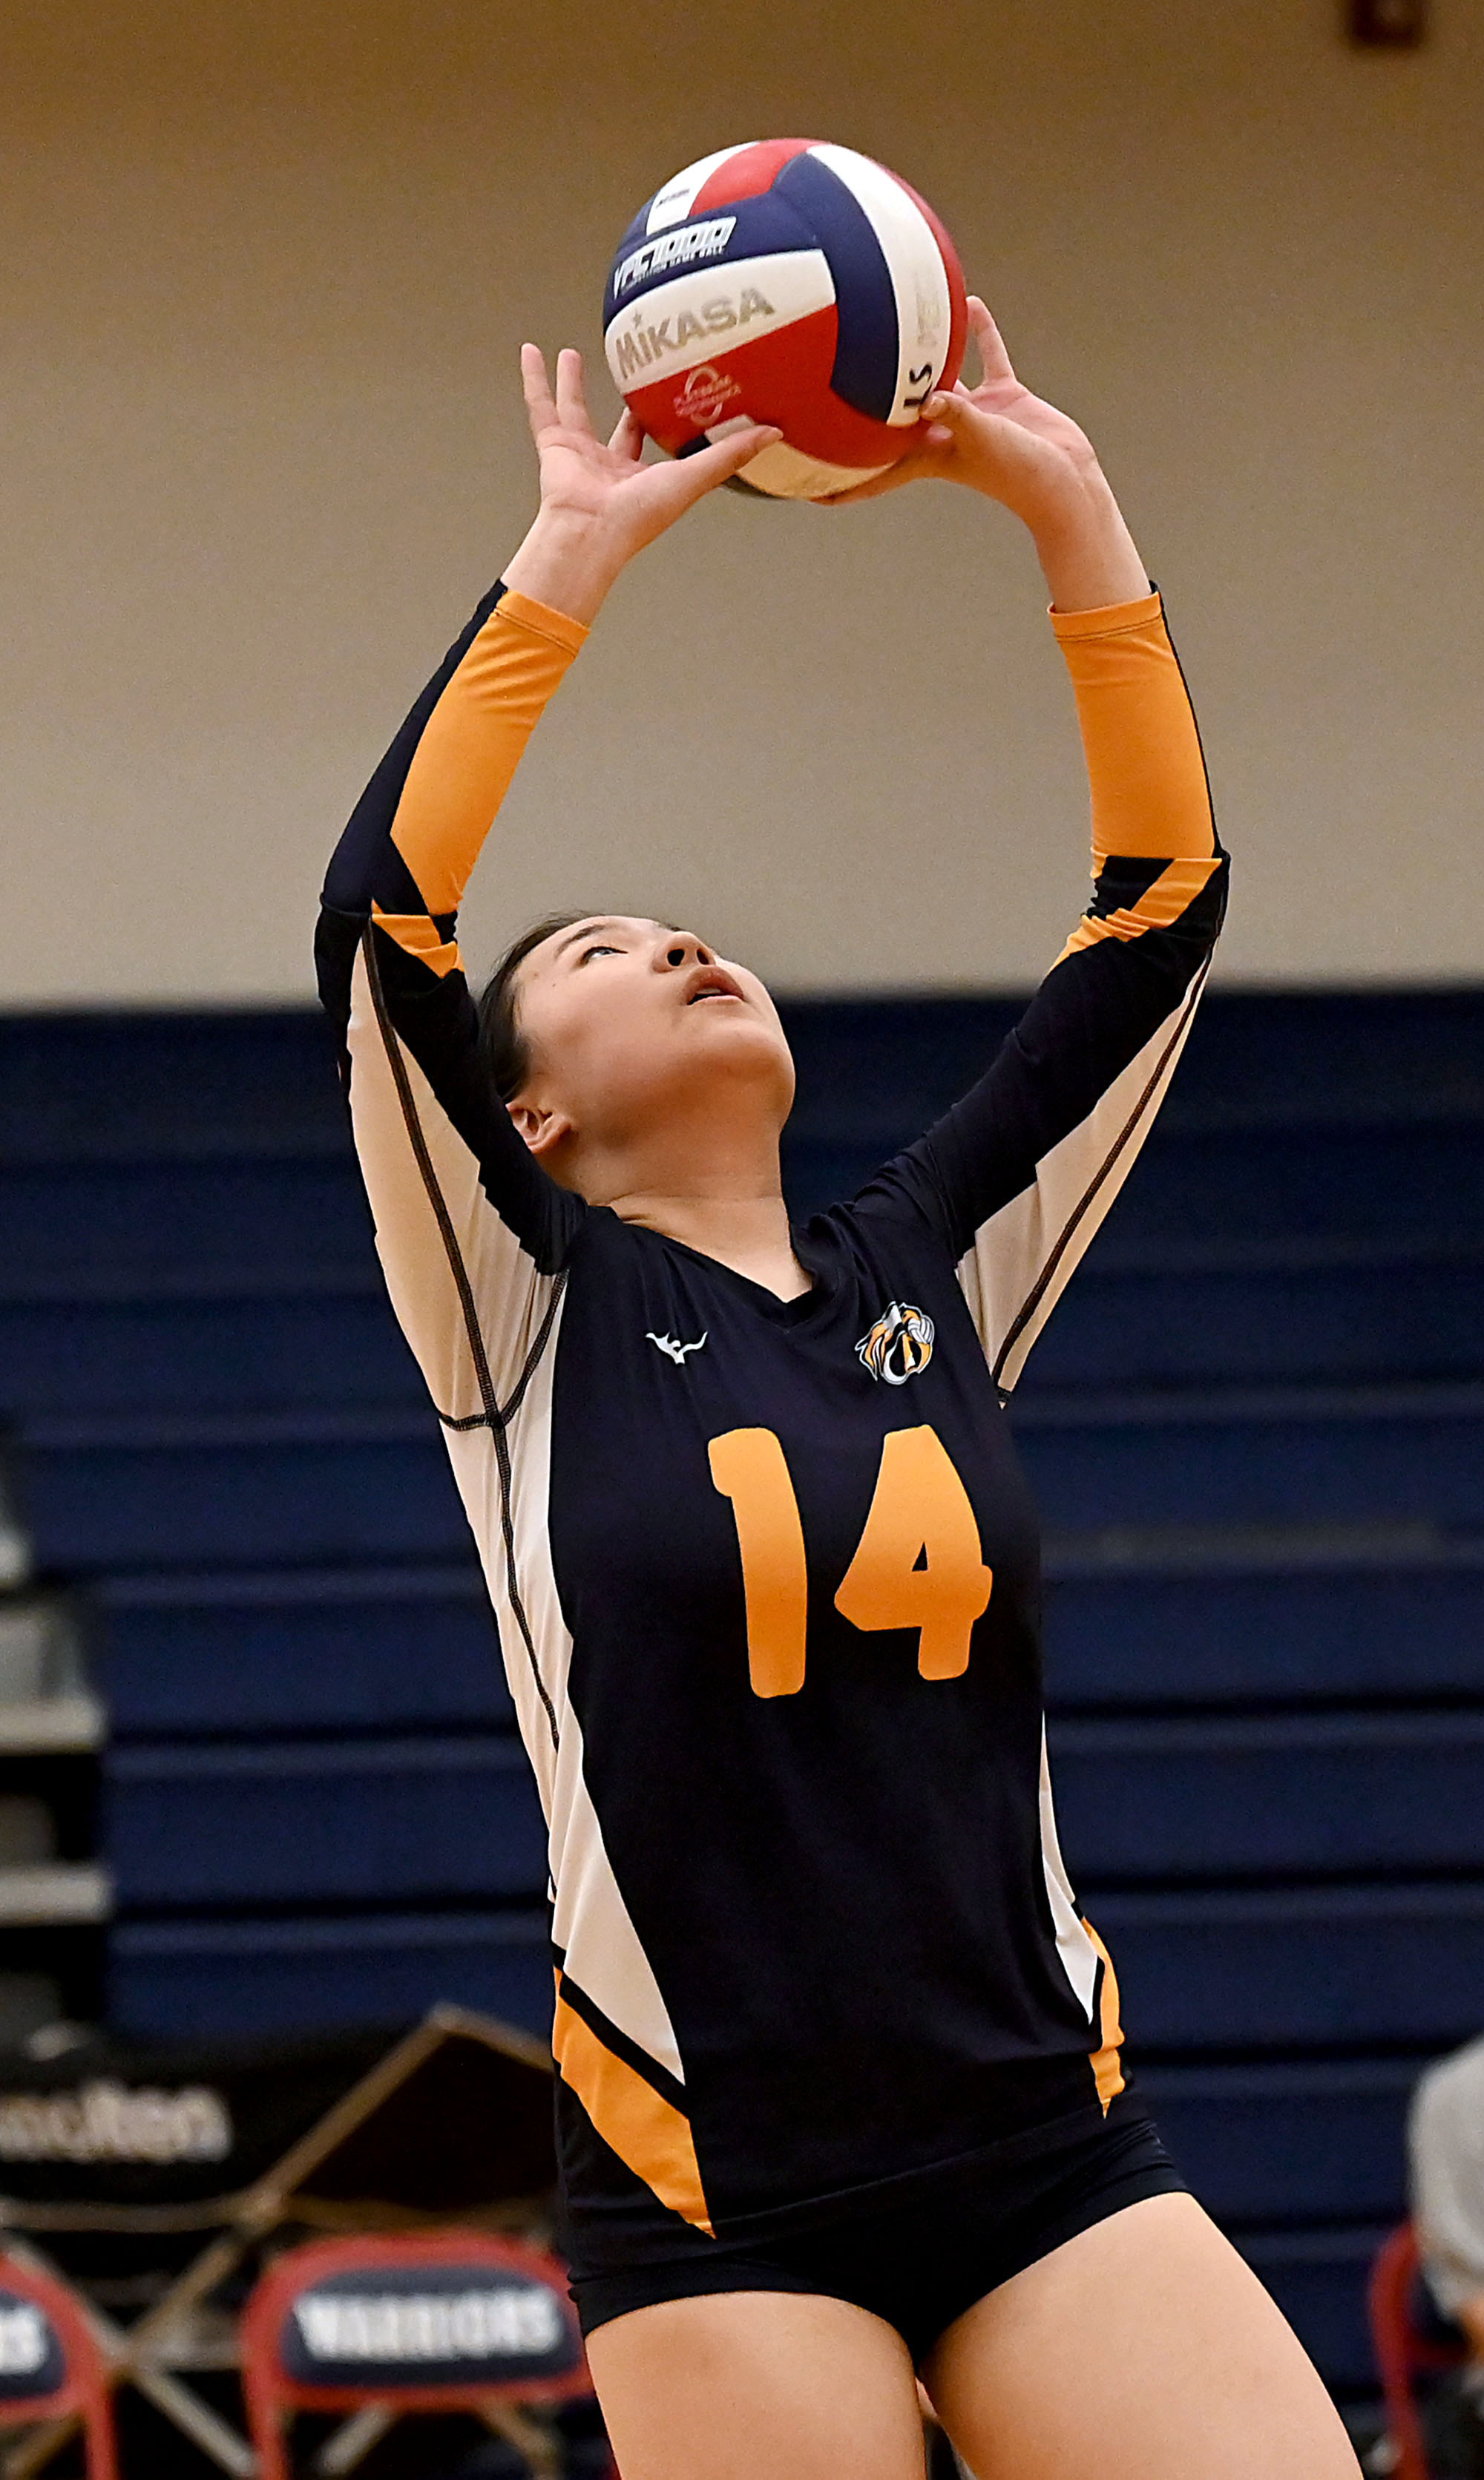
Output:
[647, 1331, 708, 1365]
[856, 1302, 935, 1386]
[614, 217, 738, 298]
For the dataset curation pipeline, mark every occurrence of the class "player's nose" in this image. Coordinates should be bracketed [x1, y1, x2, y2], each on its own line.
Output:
[656, 932, 712, 972]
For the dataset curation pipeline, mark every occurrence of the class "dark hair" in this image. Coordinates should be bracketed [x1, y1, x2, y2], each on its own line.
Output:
[476, 912, 587, 1103]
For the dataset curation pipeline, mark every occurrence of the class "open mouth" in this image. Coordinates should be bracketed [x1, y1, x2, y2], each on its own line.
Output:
[685, 968, 744, 1005]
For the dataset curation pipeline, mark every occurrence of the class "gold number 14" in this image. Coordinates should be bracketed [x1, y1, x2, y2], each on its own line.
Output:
[707, 1423, 994, 1699]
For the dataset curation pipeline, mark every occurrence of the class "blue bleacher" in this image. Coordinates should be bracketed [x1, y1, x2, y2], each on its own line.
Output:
[1044, 1545, 1484, 1703]
[107, 1909, 555, 2044]
[1054, 1711, 1484, 1877]
[3, 989, 1484, 2404]
[98, 1566, 511, 1733]
[105, 1736, 545, 1904]
[19, 1408, 469, 1570]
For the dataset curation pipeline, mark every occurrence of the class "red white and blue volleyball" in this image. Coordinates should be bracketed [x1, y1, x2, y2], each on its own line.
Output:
[603, 140, 968, 501]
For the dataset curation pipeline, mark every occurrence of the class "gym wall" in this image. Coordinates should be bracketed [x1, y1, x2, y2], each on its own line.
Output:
[4, 0, 1480, 1003]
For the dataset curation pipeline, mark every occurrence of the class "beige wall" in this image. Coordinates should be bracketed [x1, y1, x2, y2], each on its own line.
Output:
[3, 0, 1481, 1003]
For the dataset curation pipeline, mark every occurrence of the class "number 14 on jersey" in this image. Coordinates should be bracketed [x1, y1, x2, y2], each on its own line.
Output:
[708, 1423, 994, 1699]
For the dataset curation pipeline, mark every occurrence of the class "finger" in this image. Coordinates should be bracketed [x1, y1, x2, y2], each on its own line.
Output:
[519, 342, 557, 438]
[968, 295, 1016, 387]
[607, 406, 646, 463]
[554, 347, 593, 435]
[669, 423, 783, 500]
[919, 391, 972, 428]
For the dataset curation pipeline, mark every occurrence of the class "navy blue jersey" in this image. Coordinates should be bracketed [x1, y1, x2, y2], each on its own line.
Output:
[317, 580, 1226, 2243]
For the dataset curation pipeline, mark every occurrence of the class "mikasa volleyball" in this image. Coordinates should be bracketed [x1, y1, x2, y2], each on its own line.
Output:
[603, 140, 968, 501]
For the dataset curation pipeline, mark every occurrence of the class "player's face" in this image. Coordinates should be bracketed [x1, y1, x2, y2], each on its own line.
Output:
[510, 914, 795, 1153]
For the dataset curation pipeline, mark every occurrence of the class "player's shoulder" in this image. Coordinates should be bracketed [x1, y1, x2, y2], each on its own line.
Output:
[807, 1152, 954, 1256]
[799, 1178, 965, 1322]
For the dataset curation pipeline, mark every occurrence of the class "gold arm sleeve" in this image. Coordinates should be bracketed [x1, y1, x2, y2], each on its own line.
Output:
[387, 588, 588, 932]
[1051, 591, 1215, 867]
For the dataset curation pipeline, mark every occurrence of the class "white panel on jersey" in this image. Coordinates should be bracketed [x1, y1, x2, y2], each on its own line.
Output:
[809, 143, 951, 428]
[646, 145, 757, 234]
[721, 436, 893, 499]
[346, 949, 558, 1425]
[955, 971, 1209, 1393]
[346, 962, 684, 2087]
[443, 1294, 571, 1822]
[604, 249, 835, 394]
[1038, 1726, 1098, 2021]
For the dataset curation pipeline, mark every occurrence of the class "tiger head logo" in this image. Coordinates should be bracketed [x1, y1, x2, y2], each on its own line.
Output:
[856, 1301, 935, 1387]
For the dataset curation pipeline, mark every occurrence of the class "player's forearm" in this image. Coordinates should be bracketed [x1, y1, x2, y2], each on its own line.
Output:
[381, 588, 588, 922]
[321, 585, 586, 938]
[1052, 593, 1218, 873]
[1023, 463, 1149, 614]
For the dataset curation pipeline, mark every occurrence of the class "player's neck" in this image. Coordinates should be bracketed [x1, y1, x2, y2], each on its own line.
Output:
[554, 1101, 810, 1300]
[620, 1187, 810, 1301]
[603, 1146, 810, 1301]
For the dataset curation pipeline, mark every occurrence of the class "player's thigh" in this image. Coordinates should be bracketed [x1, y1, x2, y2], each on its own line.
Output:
[584, 2286, 929, 2480]
[923, 2191, 1359, 2480]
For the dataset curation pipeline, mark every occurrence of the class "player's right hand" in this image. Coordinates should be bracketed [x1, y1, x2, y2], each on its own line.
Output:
[519, 344, 780, 565]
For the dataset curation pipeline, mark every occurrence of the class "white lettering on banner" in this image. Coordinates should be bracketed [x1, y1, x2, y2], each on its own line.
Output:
[292, 2287, 565, 2363]
[0, 2307, 47, 2376]
[0, 2080, 232, 2164]
[614, 217, 737, 298]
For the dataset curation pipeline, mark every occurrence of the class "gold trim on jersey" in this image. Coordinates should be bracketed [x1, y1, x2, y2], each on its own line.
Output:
[553, 1978, 713, 2234]
[1083, 1918, 1127, 2111]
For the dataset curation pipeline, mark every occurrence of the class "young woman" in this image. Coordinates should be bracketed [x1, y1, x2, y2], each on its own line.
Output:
[318, 304, 1359, 2478]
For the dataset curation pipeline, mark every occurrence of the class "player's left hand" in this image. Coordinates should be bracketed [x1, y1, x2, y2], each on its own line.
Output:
[821, 297, 1103, 525]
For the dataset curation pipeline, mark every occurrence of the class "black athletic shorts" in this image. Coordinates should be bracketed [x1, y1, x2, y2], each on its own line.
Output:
[563, 2093, 1186, 2365]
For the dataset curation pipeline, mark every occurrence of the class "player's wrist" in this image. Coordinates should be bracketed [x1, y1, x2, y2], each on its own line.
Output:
[1023, 468, 1149, 612]
[984, 446, 1100, 528]
[504, 505, 628, 626]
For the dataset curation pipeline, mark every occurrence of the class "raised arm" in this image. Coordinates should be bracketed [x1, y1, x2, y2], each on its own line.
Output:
[847, 305, 1227, 1390]
[316, 351, 779, 1417]
[318, 347, 780, 1109]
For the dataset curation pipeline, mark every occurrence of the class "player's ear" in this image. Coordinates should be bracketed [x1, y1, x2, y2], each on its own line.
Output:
[507, 1098, 574, 1160]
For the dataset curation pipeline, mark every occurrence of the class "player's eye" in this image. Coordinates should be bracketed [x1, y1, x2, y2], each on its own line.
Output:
[577, 942, 623, 965]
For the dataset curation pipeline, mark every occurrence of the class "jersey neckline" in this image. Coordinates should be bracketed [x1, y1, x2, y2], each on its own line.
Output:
[630, 1219, 833, 1326]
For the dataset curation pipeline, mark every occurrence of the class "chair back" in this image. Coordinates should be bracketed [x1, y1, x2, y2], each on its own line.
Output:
[1369, 2221, 1469, 2480]
[240, 2229, 591, 2479]
[0, 2251, 116, 2480]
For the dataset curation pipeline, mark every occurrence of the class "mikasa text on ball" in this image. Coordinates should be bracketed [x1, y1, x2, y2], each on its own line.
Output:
[603, 140, 968, 501]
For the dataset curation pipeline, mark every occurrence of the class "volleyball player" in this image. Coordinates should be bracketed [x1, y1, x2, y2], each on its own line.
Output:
[318, 303, 1359, 2476]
